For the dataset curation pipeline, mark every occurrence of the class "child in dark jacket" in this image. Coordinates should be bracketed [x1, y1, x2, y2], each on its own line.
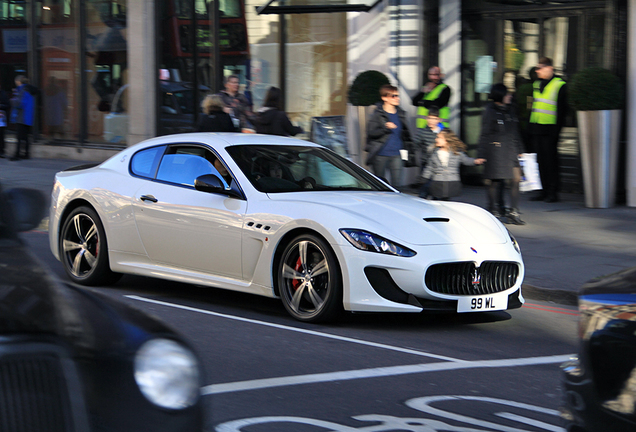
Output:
[421, 129, 485, 200]
[413, 106, 444, 196]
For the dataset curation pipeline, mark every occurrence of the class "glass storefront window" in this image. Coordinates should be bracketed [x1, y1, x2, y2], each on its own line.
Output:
[0, 1, 27, 93]
[585, 14, 605, 68]
[37, 0, 80, 144]
[543, 17, 568, 75]
[157, 0, 251, 135]
[86, 0, 128, 144]
[245, 0, 279, 110]
[503, 20, 539, 91]
[284, 12, 346, 133]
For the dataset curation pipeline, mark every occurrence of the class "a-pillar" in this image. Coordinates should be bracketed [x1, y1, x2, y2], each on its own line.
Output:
[127, 0, 156, 146]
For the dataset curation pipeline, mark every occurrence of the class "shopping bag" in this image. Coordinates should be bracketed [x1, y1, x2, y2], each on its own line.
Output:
[518, 153, 542, 192]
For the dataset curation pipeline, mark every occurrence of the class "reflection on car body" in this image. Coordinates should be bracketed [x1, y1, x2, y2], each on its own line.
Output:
[49, 133, 525, 323]
[0, 184, 205, 431]
[561, 268, 636, 432]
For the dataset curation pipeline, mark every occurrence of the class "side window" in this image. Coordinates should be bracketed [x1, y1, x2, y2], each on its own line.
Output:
[130, 145, 165, 178]
[156, 153, 215, 186]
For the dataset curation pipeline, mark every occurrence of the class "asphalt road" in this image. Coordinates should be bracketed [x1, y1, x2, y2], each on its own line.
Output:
[24, 229, 579, 432]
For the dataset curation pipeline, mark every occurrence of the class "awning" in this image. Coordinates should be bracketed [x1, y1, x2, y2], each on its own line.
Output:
[256, 0, 383, 15]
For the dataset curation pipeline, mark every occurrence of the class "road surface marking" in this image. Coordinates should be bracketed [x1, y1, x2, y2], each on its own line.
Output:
[200, 354, 571, 395]
[126, 295, 465, 362]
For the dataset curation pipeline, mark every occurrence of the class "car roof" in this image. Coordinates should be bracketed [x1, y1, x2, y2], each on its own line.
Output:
[130, 133, 323, 150]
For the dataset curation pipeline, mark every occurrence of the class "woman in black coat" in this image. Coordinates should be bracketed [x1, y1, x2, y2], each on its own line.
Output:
[197, 94, 238, 132]
[253, 87, 303, 137]
[477, 83, 525, 225]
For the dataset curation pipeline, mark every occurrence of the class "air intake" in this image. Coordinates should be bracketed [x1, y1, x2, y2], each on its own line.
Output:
[425, 261, 519, 295]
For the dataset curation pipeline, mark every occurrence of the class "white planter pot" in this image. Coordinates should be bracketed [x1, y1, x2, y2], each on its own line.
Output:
[577, 109, 622, 208]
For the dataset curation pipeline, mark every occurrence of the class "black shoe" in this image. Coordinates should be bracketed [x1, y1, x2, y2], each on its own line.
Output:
[529, 194, 545, 201]
[507, 209, 526, 225]
[9, 156, 20, 161]
[490, 208, 508, 223]
[544, 195, 559, 203]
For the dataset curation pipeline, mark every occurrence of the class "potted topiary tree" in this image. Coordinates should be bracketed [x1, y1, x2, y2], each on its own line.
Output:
[569, 67, 624, 208]
[348, 70, 390, 164]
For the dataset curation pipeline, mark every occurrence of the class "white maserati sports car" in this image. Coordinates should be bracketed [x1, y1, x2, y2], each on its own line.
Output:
[49, 133, 525, 322]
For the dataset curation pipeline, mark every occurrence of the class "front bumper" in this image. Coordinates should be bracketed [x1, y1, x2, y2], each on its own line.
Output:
[336, 242, 524, 313]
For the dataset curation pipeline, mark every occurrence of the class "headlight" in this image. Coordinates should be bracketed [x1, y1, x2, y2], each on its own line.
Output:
[508, 230, 521, 254]
[340, 229, 416, 257]
[134, 338, 200, 409]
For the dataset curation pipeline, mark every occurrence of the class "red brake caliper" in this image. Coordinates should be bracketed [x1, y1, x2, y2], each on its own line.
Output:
[291, 257, 302, 290]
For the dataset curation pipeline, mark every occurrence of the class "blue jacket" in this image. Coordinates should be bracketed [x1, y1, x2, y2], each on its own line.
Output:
[11, 84, 36, 126]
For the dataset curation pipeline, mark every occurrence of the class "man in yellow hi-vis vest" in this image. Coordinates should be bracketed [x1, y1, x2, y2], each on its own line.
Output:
[528, 57, 567, 203]
[411, 66, 451, 129]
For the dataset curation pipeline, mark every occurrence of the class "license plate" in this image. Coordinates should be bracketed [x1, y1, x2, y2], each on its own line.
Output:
[457, 292, 508, 313]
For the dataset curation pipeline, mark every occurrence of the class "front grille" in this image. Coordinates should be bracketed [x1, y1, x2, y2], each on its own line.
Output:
[425, 261, 519, 296]
[0, 342, 86, 432]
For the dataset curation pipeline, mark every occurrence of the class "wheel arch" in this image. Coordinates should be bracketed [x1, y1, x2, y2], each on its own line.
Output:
[56, 198, 98, 252]
[271, 227, 342, 298]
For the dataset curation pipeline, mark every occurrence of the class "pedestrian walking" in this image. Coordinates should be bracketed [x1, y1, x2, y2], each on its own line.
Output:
[10, 75, 38, 161]
[421, 129, 484, 200]
[197, 94, 238, 132]
[216, 75, 254, 131]
[412, 66, 451, 129]
[366, 84, 413, 187]
[478, 83, 525, 225]
[0, 82, 9, 158]
[253, 86, 304, 137]
[528, 57, 567, 203]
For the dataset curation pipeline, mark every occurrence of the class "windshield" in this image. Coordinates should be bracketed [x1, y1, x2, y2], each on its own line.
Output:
[226, 145, 393, 193]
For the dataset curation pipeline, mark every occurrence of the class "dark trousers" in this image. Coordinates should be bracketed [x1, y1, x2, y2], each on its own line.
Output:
[531, 132, 560, 197]
[372, 155, 403, 187]
[0, 127, 4, 156]
[15, 123, 31, 158]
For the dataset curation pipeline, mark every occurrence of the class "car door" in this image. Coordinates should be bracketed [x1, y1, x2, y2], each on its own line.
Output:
[131, 146, 246, 280]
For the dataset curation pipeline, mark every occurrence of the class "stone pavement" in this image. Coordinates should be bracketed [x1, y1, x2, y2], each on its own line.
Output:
[3, 151, 636, 306]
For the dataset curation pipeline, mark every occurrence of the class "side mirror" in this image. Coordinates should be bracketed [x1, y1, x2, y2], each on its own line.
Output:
[194, 174, 242, 199]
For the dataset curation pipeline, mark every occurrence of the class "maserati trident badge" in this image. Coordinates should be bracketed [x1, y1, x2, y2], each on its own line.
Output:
[472, 268, 481, 287]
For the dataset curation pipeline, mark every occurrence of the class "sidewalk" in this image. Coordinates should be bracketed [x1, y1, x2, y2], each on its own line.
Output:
[3, 152, 636, 306]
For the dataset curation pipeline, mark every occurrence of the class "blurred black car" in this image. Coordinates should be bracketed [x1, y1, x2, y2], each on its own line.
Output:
[561, 268, 636, 432]
[0, 184, 205, 431]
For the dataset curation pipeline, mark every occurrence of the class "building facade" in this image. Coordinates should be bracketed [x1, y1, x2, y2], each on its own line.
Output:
[1, 0, 635, 205]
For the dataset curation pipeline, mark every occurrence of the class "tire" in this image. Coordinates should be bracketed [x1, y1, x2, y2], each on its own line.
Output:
[278, 234, 342, 323]
[59, 206, 121, 286]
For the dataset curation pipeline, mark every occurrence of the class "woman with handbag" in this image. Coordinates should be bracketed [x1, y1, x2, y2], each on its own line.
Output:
[366, 84, 413, 187]
[478, 83, 525, 225]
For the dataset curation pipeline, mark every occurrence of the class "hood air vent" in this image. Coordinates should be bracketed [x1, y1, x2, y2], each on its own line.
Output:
[424, 217, 450, 223]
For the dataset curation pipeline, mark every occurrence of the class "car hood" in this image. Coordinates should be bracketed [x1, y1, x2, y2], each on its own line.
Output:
[267, 191, 507, 245]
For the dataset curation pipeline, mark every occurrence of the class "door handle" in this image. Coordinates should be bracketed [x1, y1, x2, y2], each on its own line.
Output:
[140, 194, 158, 203]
